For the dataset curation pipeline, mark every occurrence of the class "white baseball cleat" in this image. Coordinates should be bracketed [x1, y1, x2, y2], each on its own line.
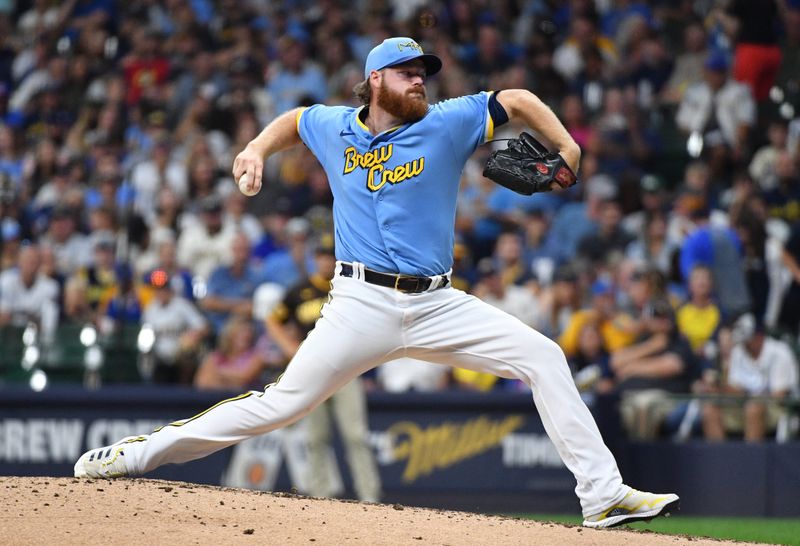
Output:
[582, 489, 680, 529]
[73, 436, 147, 478]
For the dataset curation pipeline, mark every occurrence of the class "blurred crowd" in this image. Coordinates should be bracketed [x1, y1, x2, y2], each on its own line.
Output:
[1, 0, 800, 441]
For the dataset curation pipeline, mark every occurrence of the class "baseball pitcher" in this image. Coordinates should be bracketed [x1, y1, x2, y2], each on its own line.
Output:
[75, 37, 678, 528]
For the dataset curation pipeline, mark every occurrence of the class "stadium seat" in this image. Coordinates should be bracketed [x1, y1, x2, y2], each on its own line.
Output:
[39, 324, 88, 383]
[99, 324, 143, 384]
[0, 325, 28, 383]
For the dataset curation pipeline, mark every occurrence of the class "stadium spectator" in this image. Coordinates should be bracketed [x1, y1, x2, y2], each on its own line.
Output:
[121, 27, 170, 106]
[491, 230, 535, 287]
[536, 265, 582, 340]
[611, 298, 697, 439]
[141, 268, 208, 384]
[0, 243, 60, 337]
[461, 23, 517, 92]
[676, 265, 721, 357]
[714, 0, 783, 103]
[0, 217, 21, 271]
[177, 194, 234, 279]
[546, 170, 612, 264]
[523, 34, 567, 109]
[576, 198, 632, 268]
[558, 278, 636, 359]
[588, 85, 658, 178]
[140, 236, 195, 305]
[679, 206, 751, 319]
[222, 189, 262, 245]
[569, 320, 614, 393]
[129, 138, 188, 225]
[777, 220, 800, 337]
[748, 119, 789, 192]
[560, 93, 593, 151]
[675, 51, 755, 175]
[620, 266, 668, 320]
[521, 208, 559, 284]
[266, 36, 327, 115]
[167, 50, 228, 127]
[625, 211, 676, 276]
[730, 198, 771, 322]
[702, 313, 799, 442]
[569, 45, 614, 115]
[661, 21, 708, 105]
[39, 205, 91, 275]
[200, 232, 262, 335]
[68, 230, 118, 320]
[553, 16, 617, 84]
[618, 23, 673, 110]
[101, 263, 143, 332]
[762, 150, 800, 224]
[776, 5, 800, 105]
[17, 0, 61, 36]
[194, 315, 279, 391]
[259, 216, 315, 289]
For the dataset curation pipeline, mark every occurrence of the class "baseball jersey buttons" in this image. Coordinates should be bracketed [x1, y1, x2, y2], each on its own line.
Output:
[383, 223, 390, 230]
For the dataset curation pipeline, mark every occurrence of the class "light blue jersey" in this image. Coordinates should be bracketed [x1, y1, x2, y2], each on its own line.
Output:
[296, 92, 495, 276]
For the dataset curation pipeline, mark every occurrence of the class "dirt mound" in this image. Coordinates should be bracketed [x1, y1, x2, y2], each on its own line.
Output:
[0, 477, 752, 545]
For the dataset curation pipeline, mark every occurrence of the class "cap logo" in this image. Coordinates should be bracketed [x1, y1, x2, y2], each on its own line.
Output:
[397, 41, 423, 53]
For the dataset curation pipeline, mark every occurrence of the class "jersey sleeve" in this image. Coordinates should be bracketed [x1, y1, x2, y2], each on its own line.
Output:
[272, 286, 300, 325]
[270, 302, 290, 324]
[296, 104, 340, 159]
[437, 91, 495, 156]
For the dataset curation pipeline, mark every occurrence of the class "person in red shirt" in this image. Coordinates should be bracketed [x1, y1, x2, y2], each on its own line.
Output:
[122, 27, 169, 105]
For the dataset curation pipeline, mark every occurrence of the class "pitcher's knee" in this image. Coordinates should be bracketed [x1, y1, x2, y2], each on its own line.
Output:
[518, 335, 571, 377]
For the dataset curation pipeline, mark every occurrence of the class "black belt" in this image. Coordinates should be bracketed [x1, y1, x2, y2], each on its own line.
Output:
[339, 263, 449, 294]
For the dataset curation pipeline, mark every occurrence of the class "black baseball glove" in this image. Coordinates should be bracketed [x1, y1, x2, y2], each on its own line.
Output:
[483, 132, 578, 196]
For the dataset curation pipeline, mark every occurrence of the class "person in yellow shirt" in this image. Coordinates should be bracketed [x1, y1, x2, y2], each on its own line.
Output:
[676, 265, 721, 355]
[558, 279, 636, 359]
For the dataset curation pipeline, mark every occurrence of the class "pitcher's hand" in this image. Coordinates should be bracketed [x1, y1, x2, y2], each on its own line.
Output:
[232, 144, 264, 195]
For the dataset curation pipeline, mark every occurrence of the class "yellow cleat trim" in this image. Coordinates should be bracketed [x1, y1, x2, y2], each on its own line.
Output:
[599, 490, 672, 519]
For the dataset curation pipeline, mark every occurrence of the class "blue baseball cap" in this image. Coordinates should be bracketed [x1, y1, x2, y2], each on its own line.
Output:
[704, 51, 729, 72]
[364, 37, 442, 79]
[591, 279, 614, 297]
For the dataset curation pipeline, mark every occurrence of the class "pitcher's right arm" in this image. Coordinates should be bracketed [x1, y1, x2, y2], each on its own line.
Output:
[232, 107, 305, 194]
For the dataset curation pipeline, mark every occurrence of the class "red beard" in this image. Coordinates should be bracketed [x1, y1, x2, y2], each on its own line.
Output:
[376, 79, 428, 123]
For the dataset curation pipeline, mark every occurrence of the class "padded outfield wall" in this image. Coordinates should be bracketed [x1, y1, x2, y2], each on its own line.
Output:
[0, 386, 797, 517]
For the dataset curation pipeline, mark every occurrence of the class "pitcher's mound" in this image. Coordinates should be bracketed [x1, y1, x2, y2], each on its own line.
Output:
[0, 477, 747, 545]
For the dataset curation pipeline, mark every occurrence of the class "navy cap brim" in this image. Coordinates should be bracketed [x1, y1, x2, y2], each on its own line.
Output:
[379, 53, 442, 76]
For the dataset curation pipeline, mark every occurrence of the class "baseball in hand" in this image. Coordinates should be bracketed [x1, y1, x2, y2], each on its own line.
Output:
[238, 173, 259, 196]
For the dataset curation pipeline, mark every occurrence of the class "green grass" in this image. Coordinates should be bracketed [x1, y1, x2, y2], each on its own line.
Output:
[519, 514, 800, 545]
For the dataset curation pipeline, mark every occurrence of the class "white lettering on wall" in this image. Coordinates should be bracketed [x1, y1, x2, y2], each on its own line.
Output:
[0, 419, 84, 462]
[86, 419, 164, 448]
[501, 433, 564, 468]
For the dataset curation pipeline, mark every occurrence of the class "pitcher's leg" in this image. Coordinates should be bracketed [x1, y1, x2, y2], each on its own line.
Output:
[124, 292, 398, 474]
[332, 378, 382, 502]
[408, 293, 627, 516]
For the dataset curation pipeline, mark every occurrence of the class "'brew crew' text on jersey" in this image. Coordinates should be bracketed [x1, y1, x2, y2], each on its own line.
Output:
[296, 91, 496, 277]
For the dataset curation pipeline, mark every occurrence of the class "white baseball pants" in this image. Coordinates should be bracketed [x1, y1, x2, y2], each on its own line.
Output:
[123, 266, 629, 516]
